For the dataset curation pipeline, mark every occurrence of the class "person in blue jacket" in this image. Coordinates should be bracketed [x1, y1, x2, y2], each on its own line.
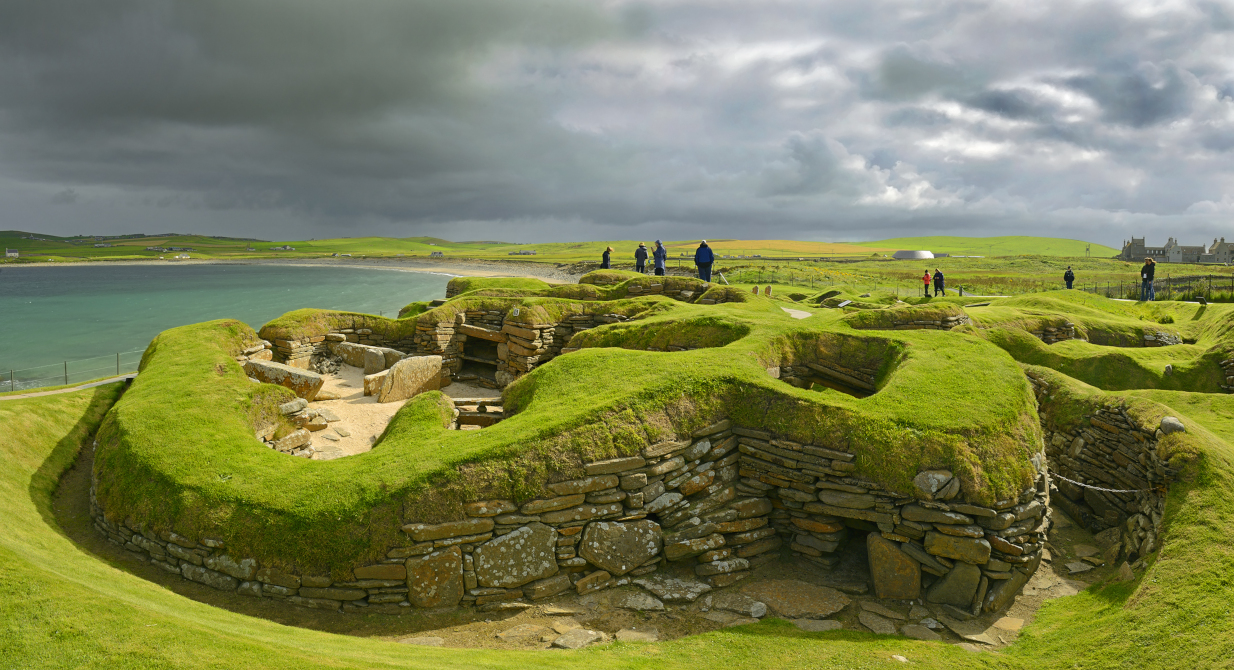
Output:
[932, 269, 945, 296]
[694, 240, 715, 282]
[634, 243, 648, 273]
[601, 246, 612, 269]
[653, 240, 668, 276]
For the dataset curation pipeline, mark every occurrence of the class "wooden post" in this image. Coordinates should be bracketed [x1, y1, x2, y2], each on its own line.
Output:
[9, 370, 13, 393]
[64, 361, 68, 386]
[116, 352, 120, 376]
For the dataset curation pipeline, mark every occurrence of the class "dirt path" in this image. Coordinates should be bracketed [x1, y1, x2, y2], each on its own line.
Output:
[0, 374, 134, 402]
[781, 307, 812, 320]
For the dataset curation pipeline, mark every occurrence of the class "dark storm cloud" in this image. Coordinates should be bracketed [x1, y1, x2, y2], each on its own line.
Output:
[0, 0, 1233, 244]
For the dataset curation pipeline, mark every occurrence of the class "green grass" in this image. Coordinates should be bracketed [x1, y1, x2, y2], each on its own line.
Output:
[862, 235, 1119, 257]
[95, 280, 1040, 577]
[10, 281, 1234, 667]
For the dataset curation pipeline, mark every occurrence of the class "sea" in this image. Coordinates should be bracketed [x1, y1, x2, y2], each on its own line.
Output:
[0, 263, 450, 390]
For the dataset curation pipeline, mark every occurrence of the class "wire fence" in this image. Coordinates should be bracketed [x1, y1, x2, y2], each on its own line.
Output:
[1076, 274, 1234, 302]
[1, 350, 145, 393]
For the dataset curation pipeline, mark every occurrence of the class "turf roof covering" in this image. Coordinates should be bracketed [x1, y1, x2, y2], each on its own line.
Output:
[92, 272, 1065, 576]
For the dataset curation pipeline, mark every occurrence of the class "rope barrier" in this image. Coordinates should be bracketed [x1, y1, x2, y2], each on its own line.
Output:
[1051, 471, 1160, 495]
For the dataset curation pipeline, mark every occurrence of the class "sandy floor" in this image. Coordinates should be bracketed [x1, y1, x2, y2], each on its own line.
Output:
[308, 364, 501, 460]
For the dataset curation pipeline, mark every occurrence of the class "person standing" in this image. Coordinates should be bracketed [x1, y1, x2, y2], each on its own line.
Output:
[694, 240, 715, 282]
[1064, 266, 1075, 289]
[634, 243, 648, 273]
[933, 269, 945, 296]
[653, 240, 668, 276]
[1140, 258, 1155, 301]
[922, 270, 931, 297]
[601, 246, 612, 269]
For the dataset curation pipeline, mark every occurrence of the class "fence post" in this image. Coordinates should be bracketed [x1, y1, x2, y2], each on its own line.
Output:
[9, 370, 13, 393]
[116, 352, 120, 376]
[64, 361, 68, 386]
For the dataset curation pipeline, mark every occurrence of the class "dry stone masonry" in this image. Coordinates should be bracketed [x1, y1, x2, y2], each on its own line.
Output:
[1027, 369, 1176, 575]
[92, 415, 1049, 619]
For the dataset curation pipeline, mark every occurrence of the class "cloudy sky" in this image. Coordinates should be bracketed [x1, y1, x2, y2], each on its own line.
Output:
[2, 0, 1233, 246]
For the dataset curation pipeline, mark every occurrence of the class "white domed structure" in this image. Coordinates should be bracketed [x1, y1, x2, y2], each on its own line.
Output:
[892, 250, 934, 260]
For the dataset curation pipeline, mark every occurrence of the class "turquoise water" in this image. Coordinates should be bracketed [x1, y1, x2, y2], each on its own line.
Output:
[0, 263, 449, 390]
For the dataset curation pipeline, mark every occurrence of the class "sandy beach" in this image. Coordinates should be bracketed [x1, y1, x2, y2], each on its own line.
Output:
[6, 256, 583, 283]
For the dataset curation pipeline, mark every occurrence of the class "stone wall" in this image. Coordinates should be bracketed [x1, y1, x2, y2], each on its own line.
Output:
[849, 313, 971, 331]
[1222, 356, 1234, 393]
[91, 416, 1047, 618]
[1027, 369, 1176, 570]
[1029, 322, 1078, 344]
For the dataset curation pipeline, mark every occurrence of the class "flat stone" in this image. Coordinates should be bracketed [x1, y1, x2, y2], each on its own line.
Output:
[399, 636, 444, 646]
[926, 562, 981, 607]
[244, 360, 324, 401]
[317, 408, 341, 422]
[924, 532, 991, 564]
[903, 505, 973, 526]
[473, 522, 558, 588]
[299, 587, 366, 601]
[548, 475, 620, 496]
[711, 592, 767, 618]
[552, 629, 605, 649]
[941, 617, 997, 645]
[363, 371, 388, 396]
[181, 564, 238, 591]
[859, 611, 898, 635]
[575, 570, 611, 595]
[524, 573, 573, 600]
[1115, 562, 1135, 582]
[464, 500, 518, 517]
[549, 618, 581, 634]
[615, 592, 664, 611]
[695, 558, 749, 576]
[664, 533, 725, 561]
[540, 503, 624, 524]
[1066, 561, 1094, 574]
[497, 624, 547, 641]
[585, 456, 646, 475]
[521, 494, 586, 515]
[615, 628, 659, 642]
[579, 520, 663, 575]
[860, 601, 907, 620]
[867, 533, 920, 600]
[982, 568, 1030, 613]
[406, 546, 463, 608]
[379, 355, 442, 403]
[203, 554, 256, 581]
[633, 573, 712, 602]
[817, 490, 878, 509]
[404, 518, 495, 542]
[741, 579, 850, 619]
[702, 611, 759, 627]
[1073, 544, 1100, 558]
[792, 619, 843, 632]
[644, 492, 683, 514]
[901, 624, 942, 641]
[731, 498, 773, 519]
[993, 617, 1024, 632]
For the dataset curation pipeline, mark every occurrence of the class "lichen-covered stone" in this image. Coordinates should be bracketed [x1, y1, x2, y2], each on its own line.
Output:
[379, 355, 442, 403]
[243, 360, 324, 401]
[867, 533, 920, 599]
[181, 564, 239, 591]
[926, 562, 981, 606]
[406, 546, 463, 608]
[203, 554, 256, 581]
[579, 520, 663, 575]
[924, 532, 991, 564]
[473, 522, 558, 588]
[403, 518, 494, 542]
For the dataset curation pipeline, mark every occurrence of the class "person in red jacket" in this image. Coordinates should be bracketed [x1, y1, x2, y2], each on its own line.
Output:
[922, 270, 931, 297]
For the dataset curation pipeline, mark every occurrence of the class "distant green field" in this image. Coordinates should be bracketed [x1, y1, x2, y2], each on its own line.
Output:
[1, 231, 1118, 264]
[861, 236, 1120, 258]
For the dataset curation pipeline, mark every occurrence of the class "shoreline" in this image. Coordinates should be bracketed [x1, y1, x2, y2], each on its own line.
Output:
[1, 256, 582, 283]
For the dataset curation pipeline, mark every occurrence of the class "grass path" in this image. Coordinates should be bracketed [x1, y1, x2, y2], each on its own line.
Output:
[0, 375, 134, 402]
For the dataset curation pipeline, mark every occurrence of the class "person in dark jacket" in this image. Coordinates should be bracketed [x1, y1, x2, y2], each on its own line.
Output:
[634, 243, 648, 273]
[932, 269, 945, 296]
[694, 240, 715, 282]
[601, 246, 612, 269]
[1064, 266, 1075, 289]
[1140, 258, 1155, 301]
[653, 240, 668, 276]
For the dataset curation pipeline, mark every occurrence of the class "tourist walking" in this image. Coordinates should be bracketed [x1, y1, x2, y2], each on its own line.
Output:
[1064, 266, 1075, 289]
[695, 240, 715, 282]
[653, 240, 668, 276]
[922, 270, 931, 297]
[1140, 258, 1156, 301]
[933, 269, 945, 297]
[634, 243, 648, 273]
[601, 246, 612, 269]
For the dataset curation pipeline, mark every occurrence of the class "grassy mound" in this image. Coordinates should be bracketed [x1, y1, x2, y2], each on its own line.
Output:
[97, 286, 1039, 577]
